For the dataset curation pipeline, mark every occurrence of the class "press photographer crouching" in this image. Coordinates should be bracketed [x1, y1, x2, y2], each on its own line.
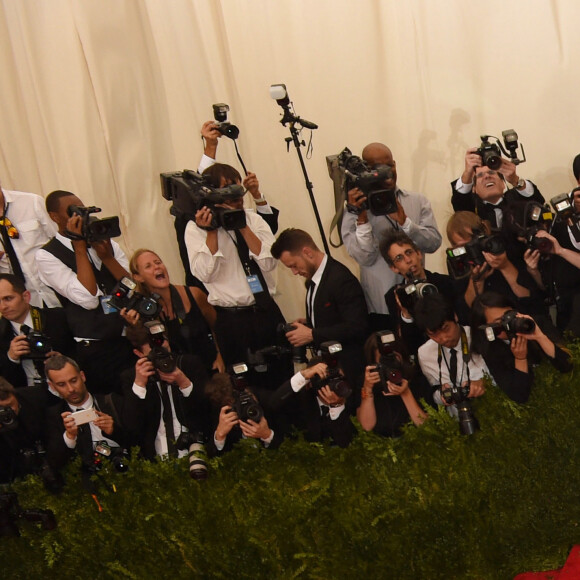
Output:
[470, 291, 573, 404]
[205, 367, 282, 456]
[122, 322, 210, 468]
[269, 341, 356, 448]
[0, 379, 62, 490]
[357, 331, 432, 438]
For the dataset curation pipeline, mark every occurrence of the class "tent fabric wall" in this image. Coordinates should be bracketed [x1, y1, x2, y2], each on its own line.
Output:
[0, 0, 578, 321]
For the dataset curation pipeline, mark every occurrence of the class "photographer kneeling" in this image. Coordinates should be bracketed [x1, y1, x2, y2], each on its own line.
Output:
[357, 331, 431, 437]
[471, 291, 573, 403]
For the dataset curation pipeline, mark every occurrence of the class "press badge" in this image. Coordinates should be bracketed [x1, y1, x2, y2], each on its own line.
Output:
[246, 275, 264, 294]
[100, 295, 117, 314]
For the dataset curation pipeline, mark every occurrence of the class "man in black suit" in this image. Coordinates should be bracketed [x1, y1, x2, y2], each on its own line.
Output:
[44, 355, 128, 474]
[0, 273, 74, 388]
[121, 323, 209, 460]
[271, 228, 369, 389]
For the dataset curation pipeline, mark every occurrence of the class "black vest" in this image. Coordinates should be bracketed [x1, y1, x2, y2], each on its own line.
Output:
[41, 238, 124, 340]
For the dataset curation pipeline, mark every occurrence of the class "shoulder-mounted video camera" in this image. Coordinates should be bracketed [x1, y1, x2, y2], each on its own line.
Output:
[337, 147, 397, 216]
[482, 309, 536, 342]
[108, 277, 161, 319]
[476, 129, 526, 170]
[309, 341, 351, 399]
[212, 103, 240, 140]
[446, 230, 505, 279]
[66, 205, 121, 243]
[228, 362, 264, 423]
[160, 169, 247, 231]
[395, 279, 438, 314]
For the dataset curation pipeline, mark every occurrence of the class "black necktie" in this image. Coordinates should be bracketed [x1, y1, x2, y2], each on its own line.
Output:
[160, 383, 177, 457]
[320, 404, 330, 420]
[307, 281, 316, 325]
[449, 349, 458, 388]
[0, 210, 25, 285]
[75, 407, 94, 464]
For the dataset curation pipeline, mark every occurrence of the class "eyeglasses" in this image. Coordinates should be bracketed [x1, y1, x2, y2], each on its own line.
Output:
[392, 248, 416, 264]
[0, 217, 19, 239]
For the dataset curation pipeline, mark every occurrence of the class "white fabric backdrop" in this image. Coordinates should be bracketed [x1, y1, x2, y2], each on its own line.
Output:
[0, 0, 578, 320]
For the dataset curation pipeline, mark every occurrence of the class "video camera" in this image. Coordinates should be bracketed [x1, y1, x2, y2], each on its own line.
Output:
[551, 188, 580, 244]
[66, 205, 121, 243]
[0, 492, 56, 537]
[144, 320, 177, 373]
[212, 103, 240, 140]
[108, 277, 161, 319]
[337, 147, 397, 216]
[446, 230, 505, 279]
[395, 279, 438, 314]
[476, 129, 526, 170]
[372, 330, 404, 394]
[229, 362, 264, 423]
[482, 309, 536, 342]
[161, 169, 246, 231]
[309, 341, 351, 399]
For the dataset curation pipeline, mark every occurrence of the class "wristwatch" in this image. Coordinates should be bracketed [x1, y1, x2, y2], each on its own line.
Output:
[515, 178, 525, 189]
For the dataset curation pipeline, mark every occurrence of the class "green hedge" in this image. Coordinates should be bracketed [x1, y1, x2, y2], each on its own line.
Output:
[3, 344, 580, 579]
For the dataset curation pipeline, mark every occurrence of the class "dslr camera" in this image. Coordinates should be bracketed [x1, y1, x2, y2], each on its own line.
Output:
[441, 383, 478, 436]
[66, 205, 121, 243]
[337, 147, 397, 216]
[92, 441, 129, 473]
[229, 362, 264, 423]
[0, 492, 56, 537]
[108, 277, 161, 319]
[309, 341, 351, 399]
[17, 324, 52, 361]
[395, 279, 438, 314]
[0, 405, 18, 431]
[161, 169, 247, 231]
[476, 129, 526, 170]
[212, 103, 240, 140]
[276, 322, 308, 364]
[446, 230, 505, 279]
[504, 201, 553, 254]
[145, 320, 177, 373]
[551, 188, 580, 244]
[372, 330, 404, 394]
[483, 309, 536, 342]
[176, 430, 208, 481]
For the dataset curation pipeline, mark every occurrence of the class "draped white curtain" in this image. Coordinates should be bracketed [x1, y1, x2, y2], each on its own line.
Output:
[0, 0, 578, 320]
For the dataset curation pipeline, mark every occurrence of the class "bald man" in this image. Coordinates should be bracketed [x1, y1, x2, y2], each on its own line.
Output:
[340, 142, 441, 331]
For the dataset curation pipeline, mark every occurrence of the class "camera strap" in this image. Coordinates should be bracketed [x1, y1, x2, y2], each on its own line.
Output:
[30, 307, 43, 332]
[437, 327, 471, 389]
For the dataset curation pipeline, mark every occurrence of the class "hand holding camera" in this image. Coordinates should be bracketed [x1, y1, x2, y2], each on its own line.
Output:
[238, 415, 272, 440]
[215, 405, 239, 442]
[8, 334, 31, 361]
[285, 321, 313, 347]
[134, 356, 156, 388]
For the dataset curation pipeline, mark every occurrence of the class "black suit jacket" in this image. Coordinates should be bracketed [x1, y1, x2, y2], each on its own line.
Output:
[308, 257, 369, 388]
[120, 354, 209, 460]
[0, 307, 75, 388]
[45, 393, 128, 471]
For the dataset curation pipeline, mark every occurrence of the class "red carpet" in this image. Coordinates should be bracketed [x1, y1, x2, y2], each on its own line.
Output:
[514, 546, 580, 579]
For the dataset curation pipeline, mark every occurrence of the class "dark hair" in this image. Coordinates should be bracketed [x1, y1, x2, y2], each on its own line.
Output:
[201, 163, 242, 188]
[45, 355, 81, 380]
[414, 294, 456, 333]
[0, 273, 27, 294]
[470, 291, 516, 355]
[271, 228, 319, 259]
[379, 231, 418, 266]
[0, 377, 15, 402]
[573, 154, 580, 182]
[45, 190, 76, 214]
[125, 323, 150, 350]
[205, 372, 235, 408]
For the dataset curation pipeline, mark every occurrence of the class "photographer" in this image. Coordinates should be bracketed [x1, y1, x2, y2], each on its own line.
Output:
[470, 292, 572, 403]
[341, 142, 441, 331]
[204, 372, 282, 456]
[121, 323, 209, 460]
[184, 177, 291, 388]
[357, 332, 431, 438]
[0, 274, 75, 388]
[36, 191, 135, 394]
[451, 145, 544, 228]
[414, 294, 488, 409]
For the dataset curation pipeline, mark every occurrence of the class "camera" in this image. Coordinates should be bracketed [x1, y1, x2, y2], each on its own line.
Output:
[212, 103, 240, 140]
[276, 322, 308, 364]
[18, 324, 52, 360]
[161, 169, 247, 231]
[483, 309, 536, 342]
[551, 189, 580, 244]
[66, 205, 121, 243]
[92, 441, 130, 473]
[446, 230, 505, 279]
[145, 320, 177, 373]
[309, 341, 351, 399]
[0, 405, 18, 431]
[176, 431, 208, 480]
[229, 363, 264, 423]
[108, 277, 161, 319]
[337, 147, 397, 216]
[441, 385, 478, 436]
[476, 130, 526, 170]
[395, 279, 438, 314]
[372, 330, 404, 394]
[504, 201, 553, 254]
[0, 492, 56, 537]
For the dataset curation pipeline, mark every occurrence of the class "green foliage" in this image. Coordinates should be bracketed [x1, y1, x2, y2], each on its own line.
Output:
[4, 345, 580, 579]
